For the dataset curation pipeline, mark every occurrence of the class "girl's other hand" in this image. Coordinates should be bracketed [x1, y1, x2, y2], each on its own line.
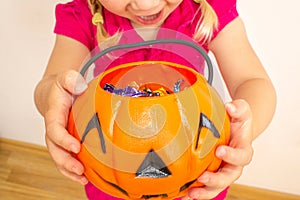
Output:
[44, 70, 88, 185]
[181, 99, 254, 200]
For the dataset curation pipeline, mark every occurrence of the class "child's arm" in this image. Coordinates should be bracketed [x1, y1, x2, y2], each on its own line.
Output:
[34, 35, 89, 185]
[182, 17, 276, 200]
[210, 17, 277, 138]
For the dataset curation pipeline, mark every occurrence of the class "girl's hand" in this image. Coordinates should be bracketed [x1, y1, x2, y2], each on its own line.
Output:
[182, 99, 254, 200]
[44, 70, 88, 185]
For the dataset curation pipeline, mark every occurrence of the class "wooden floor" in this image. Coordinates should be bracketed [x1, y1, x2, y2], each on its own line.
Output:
[1, 138, 299, 200]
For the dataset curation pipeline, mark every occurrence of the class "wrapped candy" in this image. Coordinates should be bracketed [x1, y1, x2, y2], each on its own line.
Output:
[173, 79, 184, 93]
[103, 84, 148, 97]
[103, 79, 185, 97]
[104, 82, 181, 97]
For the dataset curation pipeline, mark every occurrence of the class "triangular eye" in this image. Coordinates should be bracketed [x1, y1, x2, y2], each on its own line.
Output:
[199, 113, 220, 138]
[136, 150, 171, 178]
[195, 113, 220, 150]
[81, 113, 106, 153]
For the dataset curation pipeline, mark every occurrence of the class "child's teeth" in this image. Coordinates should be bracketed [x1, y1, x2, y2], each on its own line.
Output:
[140, 14, 158, 21]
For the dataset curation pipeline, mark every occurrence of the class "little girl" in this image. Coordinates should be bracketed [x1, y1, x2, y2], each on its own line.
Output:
[34, 0, 276, 199]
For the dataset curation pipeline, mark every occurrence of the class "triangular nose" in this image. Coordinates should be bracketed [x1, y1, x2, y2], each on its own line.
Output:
[136, 150, 171, 178]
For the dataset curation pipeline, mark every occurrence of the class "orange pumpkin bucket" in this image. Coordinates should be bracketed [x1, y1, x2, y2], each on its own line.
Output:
[68, 39, 230, 200]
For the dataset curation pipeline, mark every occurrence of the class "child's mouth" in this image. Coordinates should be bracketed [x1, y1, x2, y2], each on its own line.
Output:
[140, 14, 159, 21]
[136, 11, 163, 25]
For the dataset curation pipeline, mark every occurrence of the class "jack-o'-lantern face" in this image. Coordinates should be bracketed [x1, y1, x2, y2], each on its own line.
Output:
[68, 61, 230, 200]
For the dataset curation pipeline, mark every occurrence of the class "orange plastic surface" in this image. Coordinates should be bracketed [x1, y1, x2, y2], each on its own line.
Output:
[67, 61, 230, 200]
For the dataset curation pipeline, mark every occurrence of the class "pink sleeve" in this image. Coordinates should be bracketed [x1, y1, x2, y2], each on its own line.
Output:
[54, 0, 95, 51]
[208, 0, 239, 39]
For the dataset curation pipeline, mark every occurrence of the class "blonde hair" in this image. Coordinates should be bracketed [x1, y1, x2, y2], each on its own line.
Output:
[89, 0, 219, 45]
[193, 0, 219, 44]
[88, 0, 109, 43]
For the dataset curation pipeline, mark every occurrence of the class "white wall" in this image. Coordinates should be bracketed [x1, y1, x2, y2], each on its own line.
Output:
[1, 0, 299, 196]
[235, 0, 300, 195]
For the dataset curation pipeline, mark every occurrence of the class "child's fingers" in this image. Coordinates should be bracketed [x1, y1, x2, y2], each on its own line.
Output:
[45, 109, 80, 154]
[59, 167, 88, 185]
[42, 70, 88, 184]
[46, 135, 82, 174]
[185, 165, 242, 199]
[216, 144, 253, 166]
[197, 165, 243, 189]
[45, 70, 83, 154]
[46, 137, 87, 185]
[182, 100, 254, 200]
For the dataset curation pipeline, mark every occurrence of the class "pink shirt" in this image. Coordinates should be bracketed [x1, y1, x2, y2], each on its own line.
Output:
[54, 0, 238, 74]
[55, 0, 238, 51]
[54, 0, 238, 199]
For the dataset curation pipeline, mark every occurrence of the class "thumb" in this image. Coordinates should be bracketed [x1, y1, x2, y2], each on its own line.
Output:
[59, 70, 88, 95]
[225, 99, 253, 141]
[225, 99, 252, 123]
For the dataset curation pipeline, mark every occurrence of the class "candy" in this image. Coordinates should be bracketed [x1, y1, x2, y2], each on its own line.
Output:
[103, 84, 148, 97]
[173, 79, 184, 93]
[103, 80, 183, 97]
[152, 87, 170, 96]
